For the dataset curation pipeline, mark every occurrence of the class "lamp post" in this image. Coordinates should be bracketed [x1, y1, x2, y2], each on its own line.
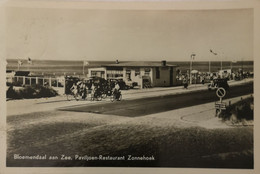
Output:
[220, 52, 223, 71]
[220, 52, 227, 71]
[209, 49, 217, 74]
[190, 53, 196, 84]
[83, 60, 89, 76]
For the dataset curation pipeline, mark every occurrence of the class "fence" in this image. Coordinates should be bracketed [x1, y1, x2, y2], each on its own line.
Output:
[6, 76, 65, 88]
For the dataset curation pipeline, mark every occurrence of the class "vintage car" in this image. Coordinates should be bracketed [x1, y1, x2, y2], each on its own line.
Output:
[110, 77, 138, 89]
[208, 78, 229, 91]
[124, 79, 138, 89]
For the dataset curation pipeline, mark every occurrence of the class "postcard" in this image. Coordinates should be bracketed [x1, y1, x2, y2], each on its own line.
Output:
[1, 0, 259, 174]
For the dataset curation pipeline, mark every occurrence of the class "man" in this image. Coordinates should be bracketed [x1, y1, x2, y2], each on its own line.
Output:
[183, 77, 188, 89]
[113, 81, 120, 97]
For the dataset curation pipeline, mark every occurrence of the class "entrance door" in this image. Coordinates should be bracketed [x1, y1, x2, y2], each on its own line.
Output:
[170, 67, 173, 86]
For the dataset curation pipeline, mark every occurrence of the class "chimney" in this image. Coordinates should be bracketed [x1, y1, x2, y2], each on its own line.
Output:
[161, 60, 166, 66]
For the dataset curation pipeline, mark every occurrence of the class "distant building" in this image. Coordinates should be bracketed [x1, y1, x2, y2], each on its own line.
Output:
[88, 61, 178, 88]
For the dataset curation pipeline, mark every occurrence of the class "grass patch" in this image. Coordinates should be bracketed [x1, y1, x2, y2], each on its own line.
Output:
[7, 122, 98, 154]
[7, 124, 253, 168]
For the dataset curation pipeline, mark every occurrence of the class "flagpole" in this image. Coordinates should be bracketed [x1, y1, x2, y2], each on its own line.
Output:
[221, 52, 224, 71]
[18, 60, 21, 71]
[190, 57, 192, 84]
[209, 61, 210, 74]
[190, 54, 195, 84]
[209, 49, 217, 75]
[83, 60, 84, 75]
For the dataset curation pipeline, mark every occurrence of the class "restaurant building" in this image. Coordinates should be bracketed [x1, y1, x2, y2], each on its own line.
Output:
[88, 61, 178, 88]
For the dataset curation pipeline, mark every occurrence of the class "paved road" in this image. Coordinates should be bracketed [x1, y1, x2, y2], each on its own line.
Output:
[60, 82, 253, 117]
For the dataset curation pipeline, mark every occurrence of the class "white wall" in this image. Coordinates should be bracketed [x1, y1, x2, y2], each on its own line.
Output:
[152, 67, 177, 87]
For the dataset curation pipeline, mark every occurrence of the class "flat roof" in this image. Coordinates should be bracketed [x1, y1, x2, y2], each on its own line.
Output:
[102, 61, 178, 68]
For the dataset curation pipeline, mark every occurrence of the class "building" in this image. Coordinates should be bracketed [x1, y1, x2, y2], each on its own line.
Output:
[88, 61, 178, 88]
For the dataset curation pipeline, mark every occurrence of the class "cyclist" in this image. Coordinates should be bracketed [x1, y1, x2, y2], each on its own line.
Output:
[70, 83, 79, 100]
[112, 81, 120, 98]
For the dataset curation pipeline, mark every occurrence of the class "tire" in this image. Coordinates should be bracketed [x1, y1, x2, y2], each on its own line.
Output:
[74, 93, 79, 101]
[117, 94, 122, 101]
[110, 95, 115, 102]
[102, 93, 107, 99]
[91, 94, 94, 101]
[66, 94, 71, 101]
[97, 95, 102, 101]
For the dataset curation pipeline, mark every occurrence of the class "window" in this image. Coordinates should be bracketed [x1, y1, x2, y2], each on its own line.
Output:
[144, 68, 150, 76]
[106, 70, 123, 79]
[126, 69, 131, 79]
[135, 68, 140, 76]
[156, 67, 160, 79]
[91, 71, 97, 77]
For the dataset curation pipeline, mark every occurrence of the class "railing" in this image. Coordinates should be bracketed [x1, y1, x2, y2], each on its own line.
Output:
[6, 76, 65, 88]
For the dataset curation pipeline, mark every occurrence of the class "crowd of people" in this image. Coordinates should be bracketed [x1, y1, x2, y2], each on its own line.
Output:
[66, 77, 121, 101]
[176, 69, 253, 89]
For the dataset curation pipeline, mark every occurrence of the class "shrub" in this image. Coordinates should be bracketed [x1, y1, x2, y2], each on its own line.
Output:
[220, 96, 253, 122]
[6, 81, 23, 87]
[6, 85, 58, 99]
[6, 85, 21, 99]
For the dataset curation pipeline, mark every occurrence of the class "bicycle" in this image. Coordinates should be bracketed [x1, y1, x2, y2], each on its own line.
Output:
[91, 89, 102, 101]
[110, 90, 122, 102]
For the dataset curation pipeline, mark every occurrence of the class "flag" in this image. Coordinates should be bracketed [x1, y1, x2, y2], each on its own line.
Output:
[84, 61, 89, 66]
[18, 60, 23, 66]
[210, 49, 217, 55]
[28, 57, 32, 64]
[191, 54, 196, 59]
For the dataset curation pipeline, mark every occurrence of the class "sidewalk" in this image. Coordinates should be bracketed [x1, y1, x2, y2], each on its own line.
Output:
[6, 78, 253, 116]
[178, 94, 253, 129]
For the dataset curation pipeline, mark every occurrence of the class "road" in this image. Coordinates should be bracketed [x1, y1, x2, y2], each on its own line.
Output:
[60, 82, 253, 117]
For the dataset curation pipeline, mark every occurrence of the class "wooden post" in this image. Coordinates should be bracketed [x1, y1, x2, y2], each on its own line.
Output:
[23, 76, 25, 85]
[49, 77, 52, 87]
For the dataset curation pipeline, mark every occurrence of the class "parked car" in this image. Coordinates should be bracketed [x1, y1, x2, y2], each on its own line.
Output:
[109, 78, 128, 90]
[124, 79, 138, 89]
[208, 78, 229, 91]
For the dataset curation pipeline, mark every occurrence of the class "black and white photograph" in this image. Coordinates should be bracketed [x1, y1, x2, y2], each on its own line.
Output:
[1, 0, 259, 173]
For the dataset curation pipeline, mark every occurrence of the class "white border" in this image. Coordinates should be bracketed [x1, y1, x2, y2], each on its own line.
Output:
[1, 0, 259, 174]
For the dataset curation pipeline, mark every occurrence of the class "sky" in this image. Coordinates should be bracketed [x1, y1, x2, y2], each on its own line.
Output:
[5, 6, 253, 61]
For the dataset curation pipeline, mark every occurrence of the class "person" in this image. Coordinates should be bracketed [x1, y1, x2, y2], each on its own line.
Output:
[70, 83, 78, 99]
[201, 75, 205, 85]
[183, 78, 188, 89]
[96, 85, 102, 96]
[113, 81, 120, 97]
[91, 83, 96, 97]
[81, 83, 87, 100]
